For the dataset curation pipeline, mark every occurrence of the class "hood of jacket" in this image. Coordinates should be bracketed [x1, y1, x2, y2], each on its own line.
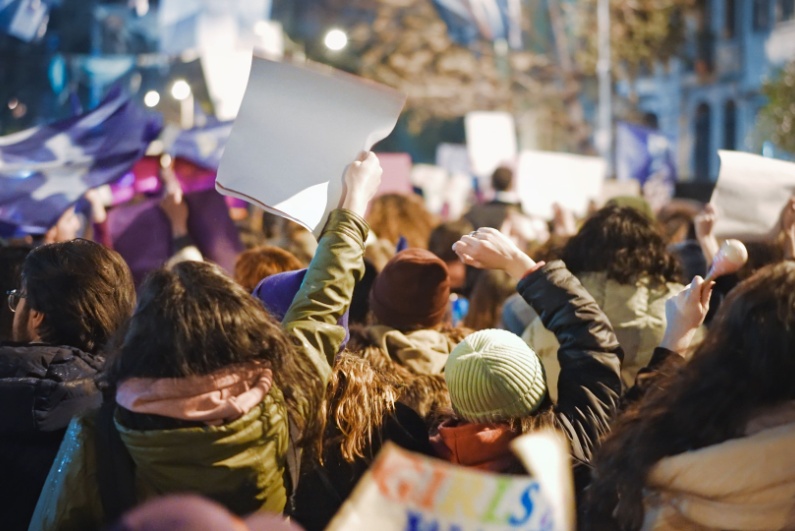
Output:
[429, 419, 520, 473]
[0, 342, 102, 433]
[643, 402, 795, 531]
[116, 384, 290, 515]
[366, 325, 458, 374]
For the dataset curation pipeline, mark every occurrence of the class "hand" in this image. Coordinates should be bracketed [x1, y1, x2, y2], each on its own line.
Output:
[778, 196, 795, 259]
[83, 187, 108, 224]
[160, 189, 189, 237]
[660, 276, 714, 356]
[340, 151, 382, 217]
[452, 227, 535, 280]
[552, 203, 577, 238]
[694, 203, 720, 264]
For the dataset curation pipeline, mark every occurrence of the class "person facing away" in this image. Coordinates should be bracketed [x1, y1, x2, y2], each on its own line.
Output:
[432, 228, 623, 503]
[463, 166, 522, 231]
[585, 261, 795, 531]
[28, 152, 383, 531]
[0, 238, 136, 531]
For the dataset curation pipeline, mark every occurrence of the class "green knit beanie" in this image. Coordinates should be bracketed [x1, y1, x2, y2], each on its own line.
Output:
[445, 329, 547, 423]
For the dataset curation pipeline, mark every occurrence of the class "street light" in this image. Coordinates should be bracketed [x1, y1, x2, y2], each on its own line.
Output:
[170, 80, 194, 130]
[324, 28, 348, 52]
[143, 90, 160, 108]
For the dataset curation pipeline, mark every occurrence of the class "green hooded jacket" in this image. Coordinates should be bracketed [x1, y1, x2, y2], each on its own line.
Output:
[28, 209, 368, 531]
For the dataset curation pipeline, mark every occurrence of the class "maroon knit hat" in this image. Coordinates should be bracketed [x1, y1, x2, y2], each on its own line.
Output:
[370, 248, 450, 331]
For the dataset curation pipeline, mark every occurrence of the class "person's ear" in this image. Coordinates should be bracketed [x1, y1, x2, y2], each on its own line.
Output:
[27, 308, 44, 340]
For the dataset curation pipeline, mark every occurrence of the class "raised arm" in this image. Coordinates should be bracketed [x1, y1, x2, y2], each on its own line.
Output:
[453, 228, 623, 453]
[282, 152, 382, 384]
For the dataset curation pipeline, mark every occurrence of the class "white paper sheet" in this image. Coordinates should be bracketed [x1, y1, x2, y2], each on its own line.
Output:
[711, 150, 795, 240]
[516, 150, 606, 219]
[465, 111, 518, 182]
[215, 58, 406, 237]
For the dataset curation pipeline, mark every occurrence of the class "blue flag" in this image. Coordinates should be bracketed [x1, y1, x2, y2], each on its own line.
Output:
[0, 88, 162, 232]
[170, 119, 233, 171]
[616, 122, 677, 208]
[432, 0, 522, 48]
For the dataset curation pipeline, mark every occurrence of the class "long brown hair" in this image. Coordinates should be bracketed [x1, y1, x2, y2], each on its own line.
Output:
[462, 270, 516, 331]
[366, 193, 438, 249]
[586, 261, 795, 530]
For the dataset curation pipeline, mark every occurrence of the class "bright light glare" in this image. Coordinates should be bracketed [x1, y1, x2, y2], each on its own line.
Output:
[171, 80, 191, 101]
[143, 90, 160, 107]
[324, 29, 348, 51]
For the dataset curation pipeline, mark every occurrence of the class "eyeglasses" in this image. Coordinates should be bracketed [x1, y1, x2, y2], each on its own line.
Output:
[6, 290, 25, 313]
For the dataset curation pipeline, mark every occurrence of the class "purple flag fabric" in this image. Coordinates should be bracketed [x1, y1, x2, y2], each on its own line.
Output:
[616, 122, 677, 208]
[170, 119, 233, 171]
[0, 87, 162, 232]
[107, 189, 243, 286]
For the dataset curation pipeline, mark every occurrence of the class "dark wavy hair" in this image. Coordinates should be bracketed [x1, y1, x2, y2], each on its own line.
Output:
[23, 238, 135, 353]
[585, 261, 795, 530]
[104, 260, 324, 450]
[561, 205, 682, 285]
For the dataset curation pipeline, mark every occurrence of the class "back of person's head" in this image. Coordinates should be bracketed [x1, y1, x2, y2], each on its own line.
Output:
[656, 200, 701, 243]
[428, 219, 474, 263]
[366, 193, 439, 249]
[561, 204, 682, 285]
[110, 260, 292, 381]
[462, 270, 516, 331]
[588, 261, 795, 529]
[0, 244, 32, 341]
[106, 260, 324, 447]
[369, 248, 451, 331]
[490, 166, 514, 192]
[22, 239, 134, 353]
[445, 329, 547, 423]
[234, 245, 302, 292]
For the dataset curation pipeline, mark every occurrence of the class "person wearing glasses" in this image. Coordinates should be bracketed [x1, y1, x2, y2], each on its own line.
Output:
[1, 238, 135, 531]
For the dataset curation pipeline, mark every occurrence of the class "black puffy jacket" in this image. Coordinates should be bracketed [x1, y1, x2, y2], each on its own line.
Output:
[0, 343, 102, 531]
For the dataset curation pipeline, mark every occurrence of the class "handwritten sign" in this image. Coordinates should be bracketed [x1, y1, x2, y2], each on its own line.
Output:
[327, 443, 556, 531]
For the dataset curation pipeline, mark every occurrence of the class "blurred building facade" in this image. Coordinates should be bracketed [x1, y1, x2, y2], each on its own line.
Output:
[619, 0, 795, 181]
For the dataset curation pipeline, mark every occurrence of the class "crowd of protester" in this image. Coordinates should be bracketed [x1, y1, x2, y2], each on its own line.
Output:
[2, 153, 795, 531]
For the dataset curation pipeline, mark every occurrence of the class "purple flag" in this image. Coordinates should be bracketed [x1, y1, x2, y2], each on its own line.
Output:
[170, 119, 233, 171]
[616, 121, 677, 209]
[0, 87, 162, 232]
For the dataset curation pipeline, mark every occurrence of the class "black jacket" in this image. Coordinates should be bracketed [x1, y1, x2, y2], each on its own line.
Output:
[518, 261, 624, 511]
[0, 342, 102, 531]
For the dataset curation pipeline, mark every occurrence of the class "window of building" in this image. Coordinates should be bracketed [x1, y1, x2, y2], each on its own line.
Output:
[778, 0, 795, 22]
[695, 103, 712, 180]
[725, 0, 737, 37]
[753, 0, 771, 30]
[724, 100, 738, 150]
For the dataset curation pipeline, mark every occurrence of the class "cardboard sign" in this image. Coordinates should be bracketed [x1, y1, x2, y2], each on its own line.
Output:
[516, 151, 606, 219]
[216, 57, 406, 238]
[327, 443, 557, 531]
[711, 151, 795, 240]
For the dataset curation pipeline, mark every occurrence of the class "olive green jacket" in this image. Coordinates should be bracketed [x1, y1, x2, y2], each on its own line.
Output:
[28, 209, 368, 531]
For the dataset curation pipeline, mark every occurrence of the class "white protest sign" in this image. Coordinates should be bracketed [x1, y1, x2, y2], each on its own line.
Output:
[512, 430, 575, 531]
[465, 111, 518, 182]
[516, 151, 606, 219]
[327, 443, 557, 531]
[711, 150, 795, 240]
[216, 58, 406, 237]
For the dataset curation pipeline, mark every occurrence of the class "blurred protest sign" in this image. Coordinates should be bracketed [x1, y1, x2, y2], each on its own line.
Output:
[465, 111, 517, 183]
[712, 151, 795, 239]
[512, 430, 574, 531]
[516, 151, 606, 219]
[216, 57, 405, 238]
[375, 153, 413, 196]
[327, 442, 557, 531]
